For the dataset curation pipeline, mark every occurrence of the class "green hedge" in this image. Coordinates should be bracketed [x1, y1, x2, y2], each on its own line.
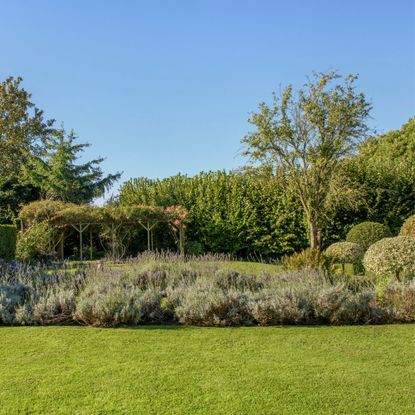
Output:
[0, 224, 17, 260]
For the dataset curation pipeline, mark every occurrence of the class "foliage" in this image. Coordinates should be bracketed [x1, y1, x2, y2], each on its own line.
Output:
[242, 71, 371, 248]
[119, 170, 307, 257]
[19, 199, 72, 226]
[400, 214, 415, 237]
[0, 76, 54, 180]
[0, 175, 40, 224]
[0, 225, 17, 260]
[363, 236, 415, 279]
[338, 118, 415, 235]
[16, 221, 56, 261]
[282, 247, 325, 270]
[346, 221, 392, 251]
[325, 242, 364, 265]
[23, 128, 121, 203]
[381, 281, 415, 322]
[1, 255, 413, 327]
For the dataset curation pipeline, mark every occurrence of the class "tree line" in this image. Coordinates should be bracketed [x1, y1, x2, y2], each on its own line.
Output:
[1, 73, 414, 259]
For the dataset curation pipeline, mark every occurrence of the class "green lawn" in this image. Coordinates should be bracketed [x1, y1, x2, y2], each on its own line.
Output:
[1, 325, 414, 414]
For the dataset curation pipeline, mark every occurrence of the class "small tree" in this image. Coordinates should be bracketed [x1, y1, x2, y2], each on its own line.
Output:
[242, 72, 371, 248]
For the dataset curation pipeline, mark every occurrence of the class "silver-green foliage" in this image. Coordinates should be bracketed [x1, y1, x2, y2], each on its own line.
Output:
[363, 237, 415, 279]
[325, 242, 365, 264]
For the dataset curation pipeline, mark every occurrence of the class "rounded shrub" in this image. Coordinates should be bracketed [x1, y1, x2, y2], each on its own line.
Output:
[363, 236, 415, 279]
[346, 222, 392, 251]
[324, 242, 365, 272]
[325, 242, 364, 265]
[400, 214, 415, 237]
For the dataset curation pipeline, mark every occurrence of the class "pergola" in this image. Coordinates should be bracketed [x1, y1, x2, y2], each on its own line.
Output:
[19, 201, 188, 260]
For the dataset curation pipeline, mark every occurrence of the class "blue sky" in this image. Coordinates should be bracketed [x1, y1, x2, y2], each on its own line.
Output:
[1, 0, 414, 197]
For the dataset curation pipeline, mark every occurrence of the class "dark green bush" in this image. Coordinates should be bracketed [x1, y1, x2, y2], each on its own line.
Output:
[0, 225, 17, 260]
[346, 222, 392, 251]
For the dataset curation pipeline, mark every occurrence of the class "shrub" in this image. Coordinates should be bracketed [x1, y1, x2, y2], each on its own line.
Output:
[282, 248, 325, 270]
[16, 222, 56, 261]
[249, 288, 314, 325]
[213, 270, 263, 291]
[400, 214, 415, 237]
[314, 286, 388, 324]
[0, 225, 17, 260]
[363, 236, 415, 279]
[32, 288, 76, 325]
[74, 275, 165, 327]
[174, 286, 253, 326]
[0, 283, 32, 324]
[325, 242, 365, 273]
[346, 222, 392, 251]
[381, 281, 415, 322]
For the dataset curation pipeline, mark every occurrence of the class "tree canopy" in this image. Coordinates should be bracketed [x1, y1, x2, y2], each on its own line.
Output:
[242, 71, 372, 248]
[23, 128, 121, 203]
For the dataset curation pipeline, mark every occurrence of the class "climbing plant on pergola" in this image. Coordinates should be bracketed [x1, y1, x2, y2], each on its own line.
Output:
[19, 200, 188, 260]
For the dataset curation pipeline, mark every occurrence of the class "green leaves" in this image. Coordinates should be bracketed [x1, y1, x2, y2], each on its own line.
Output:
[23, 128, 121, 204]
[242, 71, 371, 247]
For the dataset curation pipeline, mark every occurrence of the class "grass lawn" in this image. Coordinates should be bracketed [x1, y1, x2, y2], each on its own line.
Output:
[1, 325, 414, 414]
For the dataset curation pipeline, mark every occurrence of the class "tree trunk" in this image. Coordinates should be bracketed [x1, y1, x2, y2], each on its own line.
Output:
[309, 220, 318, 249]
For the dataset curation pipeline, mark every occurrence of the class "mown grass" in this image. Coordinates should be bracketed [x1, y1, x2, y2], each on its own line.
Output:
[1, 325, 414, 414]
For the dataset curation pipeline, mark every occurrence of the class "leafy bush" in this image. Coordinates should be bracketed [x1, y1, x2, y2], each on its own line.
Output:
[213, 270, 263, 291]
[249, 288, 314, 325]
[400, 214, 415, 237]
[314, 286, 387, 324]
[363, 236, 415, 279]
[16, 222, 56, 261]
[346, 222, 392, 251]
[282, 248, 326, 270]
[325, 242, 364, 273]
[381, 281, 415, 322]
[0, 225, 17, 260]
[74, 275, 164, 327]
[0, 283, 27, 324]
[174, 286, 252, 326]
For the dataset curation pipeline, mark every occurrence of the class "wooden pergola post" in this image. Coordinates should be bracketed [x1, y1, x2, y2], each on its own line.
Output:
[71, 223, 90, 261]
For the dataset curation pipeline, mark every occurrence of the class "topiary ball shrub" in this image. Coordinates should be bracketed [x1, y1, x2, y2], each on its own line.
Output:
[363, 236, 415, 279]
[325, 242, 365, 273]
[400, 214, 415, 238]
[346, 222, 392, 251]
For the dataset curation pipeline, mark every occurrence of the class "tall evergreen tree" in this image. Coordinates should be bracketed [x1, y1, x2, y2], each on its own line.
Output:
[25, 128, 121, 204]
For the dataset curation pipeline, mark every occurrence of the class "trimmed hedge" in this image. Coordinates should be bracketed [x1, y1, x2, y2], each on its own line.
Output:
[346, 221, 392, 251]
[0, 225, 17, 260]
[400, 214, 415, 237]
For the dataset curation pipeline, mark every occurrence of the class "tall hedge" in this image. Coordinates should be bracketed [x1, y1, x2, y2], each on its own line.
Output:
[0, 224, 17, 260]
[119, 171, 307, 257]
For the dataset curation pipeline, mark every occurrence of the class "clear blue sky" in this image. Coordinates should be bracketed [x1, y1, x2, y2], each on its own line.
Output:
[1, 0, 414, 196]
